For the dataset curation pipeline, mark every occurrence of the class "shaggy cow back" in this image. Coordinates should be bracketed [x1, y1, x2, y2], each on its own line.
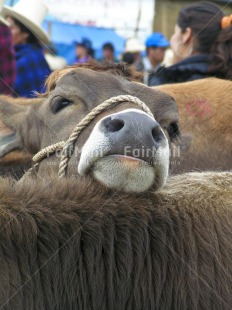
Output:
[0, 172, 232, 309]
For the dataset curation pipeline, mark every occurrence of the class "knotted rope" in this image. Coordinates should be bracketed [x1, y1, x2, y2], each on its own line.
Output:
[31, 95, 154, 178]
[32, 141, 65, 164]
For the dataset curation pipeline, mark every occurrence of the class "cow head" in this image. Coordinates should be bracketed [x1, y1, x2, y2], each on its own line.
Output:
[0, 62, 179, 192]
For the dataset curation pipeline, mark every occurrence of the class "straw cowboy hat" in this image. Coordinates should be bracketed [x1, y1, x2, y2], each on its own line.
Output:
[125, 38, 145, 53]
[0, 0, 9, 26]
[2, 0, 50, 45]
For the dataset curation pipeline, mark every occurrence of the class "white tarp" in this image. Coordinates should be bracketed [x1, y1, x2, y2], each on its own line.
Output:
[44, 0, 155, 40]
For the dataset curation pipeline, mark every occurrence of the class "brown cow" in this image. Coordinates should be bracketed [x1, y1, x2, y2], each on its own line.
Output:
[0, 62, 179, 192]
[0, 96, 43, 178]
[0, 171, 232, 309]
[3, 74, 232, 178]
[154, 78, 232, 173]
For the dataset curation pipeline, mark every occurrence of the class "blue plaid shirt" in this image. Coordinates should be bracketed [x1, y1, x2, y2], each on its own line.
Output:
[14, 44, 51, 98]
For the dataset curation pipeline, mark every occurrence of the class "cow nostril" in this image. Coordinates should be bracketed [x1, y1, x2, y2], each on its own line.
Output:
[106, 118, 125, 132]
[152, 126, 164, 143]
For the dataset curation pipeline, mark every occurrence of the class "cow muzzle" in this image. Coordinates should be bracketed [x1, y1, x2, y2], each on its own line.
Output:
[78, 109, 169, 193]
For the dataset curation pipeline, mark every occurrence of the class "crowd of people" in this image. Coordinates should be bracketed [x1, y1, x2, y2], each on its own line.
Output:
[1, 0, 232, 98]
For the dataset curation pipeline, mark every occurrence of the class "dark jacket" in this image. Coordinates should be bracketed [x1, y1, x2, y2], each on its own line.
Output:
[148, 54, 221, 86]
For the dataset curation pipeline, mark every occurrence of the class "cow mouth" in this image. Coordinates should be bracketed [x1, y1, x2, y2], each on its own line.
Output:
[84, 154, 156, 193]
[105, 154, 152, 165]
[77, 108, 170, 193]
[77, 144, 169, 193]
[79, 153, 153, 176]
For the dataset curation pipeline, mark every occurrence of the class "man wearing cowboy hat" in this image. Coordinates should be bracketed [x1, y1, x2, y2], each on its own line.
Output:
[123, 38, 145, 72]
[0, 0, 16, 95]
[2, 0, 51, 97]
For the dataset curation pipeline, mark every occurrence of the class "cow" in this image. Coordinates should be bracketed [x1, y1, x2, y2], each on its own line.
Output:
[0, 97, 43, 178]
[153, 78, 232, 173]
[0, 61, 179, 192]
[3, 74, 232, 178]
[0, 171, 231, 309]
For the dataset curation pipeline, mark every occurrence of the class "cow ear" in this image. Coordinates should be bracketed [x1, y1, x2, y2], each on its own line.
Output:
[0, 97, 28, 131]
[0, 98, 29, 157]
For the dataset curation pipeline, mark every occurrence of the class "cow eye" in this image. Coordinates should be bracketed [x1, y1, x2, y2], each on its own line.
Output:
[51, 96, 73, 114]
[167, 122, 180, 142]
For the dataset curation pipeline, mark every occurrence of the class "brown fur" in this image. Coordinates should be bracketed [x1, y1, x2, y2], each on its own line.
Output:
[154, 78, 232, 173]
[0, 151, 32, 178]
[0, 171, 231, 309]
[41, 60, 143, 97]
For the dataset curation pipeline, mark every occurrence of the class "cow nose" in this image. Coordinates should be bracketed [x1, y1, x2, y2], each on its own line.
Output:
[105, 117, 163, 143]
[106, 118, 125, 133]
[101, 109, 166, 162]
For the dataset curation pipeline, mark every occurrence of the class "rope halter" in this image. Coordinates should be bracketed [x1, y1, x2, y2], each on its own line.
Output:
[31, 95, 154, 178]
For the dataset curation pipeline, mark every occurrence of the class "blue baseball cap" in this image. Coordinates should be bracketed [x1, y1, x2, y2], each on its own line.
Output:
[145, 33, 169, 48]
[74, 38, 92, 49]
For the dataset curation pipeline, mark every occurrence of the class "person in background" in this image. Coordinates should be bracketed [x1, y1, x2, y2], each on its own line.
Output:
[3, 0, 51, 98]
[123, 37, 145, 72]
[102, 42, 116, 63]
[144, 33, 169, 85]
[0, 0, 16, 95]
[144, 32, 169, 80]
[121, 52, 135, 65]
[75, 38, 93, 63]
[87, 44, 95, 59]
[149, 2, 232, 86]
